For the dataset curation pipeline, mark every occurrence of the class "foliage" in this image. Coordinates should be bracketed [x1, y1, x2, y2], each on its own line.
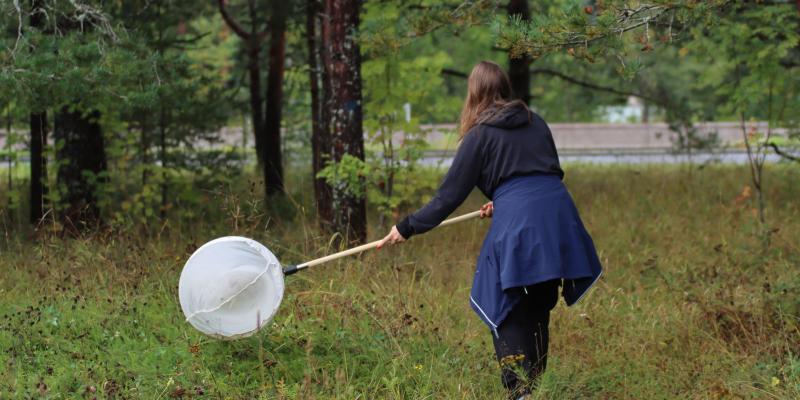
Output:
[687, 3, 799, 123]
[492, 0, 798, 148]
[318, 45, 453, 223]
[0, 0, 797, 232]
[0, 0, 236, 225]
[686, 1, 799, 240]
[360, 0, 497, 58]
[316, 154, 370, 198]
[494, 1, 732, 67]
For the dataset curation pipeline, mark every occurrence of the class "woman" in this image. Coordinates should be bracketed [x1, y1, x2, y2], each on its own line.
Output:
[377, 61, 603, 398]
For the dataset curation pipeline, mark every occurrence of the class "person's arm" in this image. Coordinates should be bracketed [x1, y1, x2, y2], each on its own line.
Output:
[395, 130, 484, 239]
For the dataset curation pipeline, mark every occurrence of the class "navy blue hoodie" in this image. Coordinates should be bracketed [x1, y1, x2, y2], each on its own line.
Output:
[396, 103, 563, 239]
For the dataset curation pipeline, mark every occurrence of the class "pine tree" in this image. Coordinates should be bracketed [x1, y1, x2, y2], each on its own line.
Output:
[322, 0, 367, 243]
[264, 0, 289, 196]
[307, 0, 334, 228]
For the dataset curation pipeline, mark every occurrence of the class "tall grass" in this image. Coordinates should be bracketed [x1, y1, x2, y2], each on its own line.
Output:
[1, 164, 798, 399]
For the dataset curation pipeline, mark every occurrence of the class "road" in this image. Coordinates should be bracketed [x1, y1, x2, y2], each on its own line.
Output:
[1, 122, 790, 165]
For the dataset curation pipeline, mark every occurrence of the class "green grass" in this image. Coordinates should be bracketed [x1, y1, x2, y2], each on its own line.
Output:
[1, 164, 799, 399]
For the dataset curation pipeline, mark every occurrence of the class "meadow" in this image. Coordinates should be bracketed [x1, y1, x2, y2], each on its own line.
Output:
[1, 164, 798, 399]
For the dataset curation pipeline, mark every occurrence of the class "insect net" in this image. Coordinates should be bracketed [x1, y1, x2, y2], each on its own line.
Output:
[179, 236, 284, 339]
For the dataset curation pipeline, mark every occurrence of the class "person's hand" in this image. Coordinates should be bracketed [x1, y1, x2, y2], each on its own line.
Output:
[376, 225, 406, 249]
[480, 201, 494, 218]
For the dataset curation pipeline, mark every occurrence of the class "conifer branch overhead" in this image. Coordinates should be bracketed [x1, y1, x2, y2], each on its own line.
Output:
[216, 0, 268, 40]
[495, 0, 734, 60]
[360, 0, 496, 57]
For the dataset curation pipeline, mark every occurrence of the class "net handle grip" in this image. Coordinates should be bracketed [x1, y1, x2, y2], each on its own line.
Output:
[287, 210, 483, 274]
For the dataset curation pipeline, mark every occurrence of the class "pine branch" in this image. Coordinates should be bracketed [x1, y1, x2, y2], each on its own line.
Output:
[361, 0, 495, 56]
[441, 68, 468, 78]
[10, 0, 22, 57]
[217, 0, 268, 40]
[769, 143, 800, 162]
[407, 0, 495, 38]
[439, 66, 665, 106]
[529, 68, 666, 106]
[496, 1, 734, 59]
[158, 32, 213, 49]
[217, 0, 249, 38]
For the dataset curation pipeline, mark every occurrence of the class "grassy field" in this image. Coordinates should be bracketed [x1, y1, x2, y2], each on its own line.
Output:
[1, 164, 799, 399]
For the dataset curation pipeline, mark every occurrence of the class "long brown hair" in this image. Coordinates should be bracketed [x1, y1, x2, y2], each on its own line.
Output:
[458, 60, 525, 138]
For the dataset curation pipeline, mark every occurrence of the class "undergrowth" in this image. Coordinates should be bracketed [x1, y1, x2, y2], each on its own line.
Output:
[0, 164, 798, 399]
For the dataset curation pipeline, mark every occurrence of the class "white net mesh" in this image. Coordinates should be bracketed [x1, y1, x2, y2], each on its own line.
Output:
[178, 236, 284, 339]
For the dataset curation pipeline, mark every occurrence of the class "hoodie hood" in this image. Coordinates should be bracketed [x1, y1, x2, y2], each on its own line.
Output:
[481, 102, 532, 129]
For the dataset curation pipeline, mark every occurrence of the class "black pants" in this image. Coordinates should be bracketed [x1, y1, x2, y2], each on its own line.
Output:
[491, 279, 560, 397]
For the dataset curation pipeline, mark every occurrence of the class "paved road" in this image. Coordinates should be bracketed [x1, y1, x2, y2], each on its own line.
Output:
[415, 121, 771, 150]
[0, 121, 772, 150]
[2, 122, 789, 166]
[418, 149, 784, 167]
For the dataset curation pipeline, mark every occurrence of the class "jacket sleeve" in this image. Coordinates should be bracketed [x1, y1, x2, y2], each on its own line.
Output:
[396, 130, 483, 239]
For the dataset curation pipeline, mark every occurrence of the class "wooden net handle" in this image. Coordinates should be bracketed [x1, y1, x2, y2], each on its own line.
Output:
[290, 210, 483, 272]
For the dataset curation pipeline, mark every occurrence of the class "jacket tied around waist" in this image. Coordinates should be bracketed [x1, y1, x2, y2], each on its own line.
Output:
[469, 174, 603, 334]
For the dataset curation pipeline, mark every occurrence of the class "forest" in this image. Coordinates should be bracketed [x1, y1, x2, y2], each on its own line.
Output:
[1, 0, 799, 398]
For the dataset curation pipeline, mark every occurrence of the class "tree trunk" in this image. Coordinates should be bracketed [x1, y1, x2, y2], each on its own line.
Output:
[643, 100, 650, 123]
[218, 0, 266, 168]
[29, 0, 48, 224]
[247, 38, 266, 166]
[507, 0, 531, 105]
[6, 107, 12, 196]
[159, 106, 168, 219]
[29, 112, 47, 224]
[264, 0, 289, 196]
[54, 107, 107, 231]
[307, 0, 334, 227]
[322, 0, 367, 243]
